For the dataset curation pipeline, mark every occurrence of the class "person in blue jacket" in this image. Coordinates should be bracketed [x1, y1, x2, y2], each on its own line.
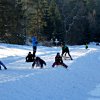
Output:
[32, 36, 38, 55]
[0, 60, 7, 70]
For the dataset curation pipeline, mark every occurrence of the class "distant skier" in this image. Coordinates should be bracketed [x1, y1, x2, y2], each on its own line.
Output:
[32, 57, 46, 68]
[52, 53, 68, 68]
[0, 60, 7, 70]
[61, 43, 73, 60]
[85, 43, 88, 49]
[32, 36, 38, 56]
[26, 52, 35, 62]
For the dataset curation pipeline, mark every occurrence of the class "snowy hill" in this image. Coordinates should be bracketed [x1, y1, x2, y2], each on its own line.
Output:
[0, 43, 100, 100]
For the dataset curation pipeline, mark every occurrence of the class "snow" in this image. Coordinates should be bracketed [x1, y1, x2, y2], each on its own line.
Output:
[0, 43, 100, 100]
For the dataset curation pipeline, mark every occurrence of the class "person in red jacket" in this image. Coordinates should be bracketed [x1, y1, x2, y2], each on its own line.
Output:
[52, 53, 68, 68]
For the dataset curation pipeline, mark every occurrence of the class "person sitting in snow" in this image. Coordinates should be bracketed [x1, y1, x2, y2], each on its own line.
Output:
[32, 57, 46, 68]
[52, 53, 68, 68]
[61, 43, 73, 60]
[0, 60, 7, 70]
[26, 52, 35, 62]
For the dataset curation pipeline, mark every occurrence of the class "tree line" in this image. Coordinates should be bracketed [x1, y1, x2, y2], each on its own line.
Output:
[0, 0, 100, 45]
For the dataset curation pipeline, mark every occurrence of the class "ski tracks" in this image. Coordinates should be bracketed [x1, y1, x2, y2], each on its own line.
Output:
[0, 68, 56, 83]
[0, 46, 97, 84]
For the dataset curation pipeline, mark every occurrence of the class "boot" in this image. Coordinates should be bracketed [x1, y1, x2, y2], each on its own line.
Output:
[4, 67, 7, 70]
[0, 66, 1, 70]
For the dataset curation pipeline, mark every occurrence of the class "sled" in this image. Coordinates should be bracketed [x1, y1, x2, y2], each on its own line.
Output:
[63, 56, 71, 60]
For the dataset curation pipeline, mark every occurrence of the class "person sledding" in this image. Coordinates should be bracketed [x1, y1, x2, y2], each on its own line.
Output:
[32, 57, 46, 68]
[61, 43, 73, 60]
[0, 60, 7, 70]
[26, 52, 35, 62]
[52, 53, 68, 69]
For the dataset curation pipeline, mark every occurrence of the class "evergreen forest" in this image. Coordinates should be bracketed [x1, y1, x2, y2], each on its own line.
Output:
[0, 0, 100, 45]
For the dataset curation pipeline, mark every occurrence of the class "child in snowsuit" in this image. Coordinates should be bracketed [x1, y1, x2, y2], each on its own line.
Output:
[26, 52, 35, 62]
[32, 57, 46, 68]
[52, 53, 68, 68]
[0, 60, 7, 70]
[61, 44, 73, 60]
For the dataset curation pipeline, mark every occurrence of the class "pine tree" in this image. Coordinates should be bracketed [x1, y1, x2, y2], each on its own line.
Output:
[49, 0, 62, 41]
[26, 0, 46, 41]
[41, 0, 53, 40]
[0, 0, 25, 44]
[0, 0, 16, 43]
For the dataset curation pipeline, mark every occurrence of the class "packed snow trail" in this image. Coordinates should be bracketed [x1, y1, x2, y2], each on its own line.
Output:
[0, 45, 96, 84]
[0, 43, 100, 100]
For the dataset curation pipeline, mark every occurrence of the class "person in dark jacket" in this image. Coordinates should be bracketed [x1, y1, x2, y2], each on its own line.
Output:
[0, 60, 7, 70]
[61, 44, 73, 60]
[26, 52, 35, 62]
[85, 43, 88, 49]
[52, 53, 68, 68]
[32, 57, 46, 68]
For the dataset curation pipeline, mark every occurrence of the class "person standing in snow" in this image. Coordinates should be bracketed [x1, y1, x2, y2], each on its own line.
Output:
[52, 53, 68, 68]
[32, 36, 38, 56]
[61, 43, 73, 60]
[85, 43, 88, 49]
[0, 60, 7, 70]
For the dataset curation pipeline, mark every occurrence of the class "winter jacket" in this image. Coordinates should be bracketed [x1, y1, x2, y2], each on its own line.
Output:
[55, 55, 63, 64]
[35, 57, 46, 65]
[26, 53, 34, 62]
[32, 37, 38, 47]
[32, 57, 46, 68]
[62, 45, 69, 53]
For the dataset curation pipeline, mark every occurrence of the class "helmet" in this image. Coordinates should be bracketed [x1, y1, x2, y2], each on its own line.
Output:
[57, 53, 60, 55]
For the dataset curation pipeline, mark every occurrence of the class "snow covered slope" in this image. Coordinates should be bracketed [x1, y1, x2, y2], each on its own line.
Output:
[0, 43, 100, 100]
